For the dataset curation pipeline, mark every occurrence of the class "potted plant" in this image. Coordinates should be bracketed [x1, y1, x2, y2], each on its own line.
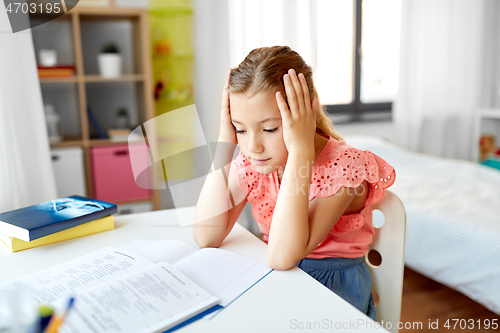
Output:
[115, 107, 129, 128]
[98, 43, 122, 78]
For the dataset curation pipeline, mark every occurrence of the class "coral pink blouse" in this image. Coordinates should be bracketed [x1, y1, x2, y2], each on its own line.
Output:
[231, 135, 396, 259]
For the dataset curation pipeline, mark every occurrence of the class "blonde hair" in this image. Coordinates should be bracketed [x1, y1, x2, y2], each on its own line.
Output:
[228, 46, 342, 141]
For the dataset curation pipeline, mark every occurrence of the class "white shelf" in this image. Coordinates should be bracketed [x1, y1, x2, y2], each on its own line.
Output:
[478, 109, 500, 119]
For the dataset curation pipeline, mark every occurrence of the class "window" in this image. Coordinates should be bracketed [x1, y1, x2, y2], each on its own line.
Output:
[316, 0, 402, 122]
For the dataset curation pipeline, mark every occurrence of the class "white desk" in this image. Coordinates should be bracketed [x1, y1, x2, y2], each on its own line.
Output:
[1, 207, 388, 332]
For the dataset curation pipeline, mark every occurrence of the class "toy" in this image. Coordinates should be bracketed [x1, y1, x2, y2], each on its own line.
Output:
[115, 107, 129, 128]
[44, 104, 61, 143]
[479, 135, 496, 161]
[155, 40, 171, 55]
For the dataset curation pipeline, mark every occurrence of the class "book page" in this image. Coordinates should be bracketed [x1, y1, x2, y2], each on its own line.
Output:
[118, 239, 197, 264]
[59, 263, 219, 333]
[174, 248, 272, 307]
[0, 231, 12, 247]
[0, 247, 152, 309]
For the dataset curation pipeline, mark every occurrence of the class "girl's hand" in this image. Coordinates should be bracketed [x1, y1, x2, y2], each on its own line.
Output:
[218, 69, 237, 144]
[275, 69, 316, 156]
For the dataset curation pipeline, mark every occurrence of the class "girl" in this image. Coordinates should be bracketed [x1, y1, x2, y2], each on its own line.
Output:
[193, 46, 395, 320]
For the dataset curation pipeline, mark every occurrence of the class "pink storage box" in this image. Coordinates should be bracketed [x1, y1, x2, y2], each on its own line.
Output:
[91, 144, 151, 203]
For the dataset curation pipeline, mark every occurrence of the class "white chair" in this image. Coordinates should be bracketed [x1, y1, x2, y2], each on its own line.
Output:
[364, 190, 406, 333]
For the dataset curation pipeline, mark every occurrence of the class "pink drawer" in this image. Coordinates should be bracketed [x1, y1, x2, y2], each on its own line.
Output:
[91, 144, 151, 203]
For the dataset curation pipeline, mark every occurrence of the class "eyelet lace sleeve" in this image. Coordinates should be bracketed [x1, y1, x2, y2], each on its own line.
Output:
[309, 147, 395, 205]
[232, 152, 251, 194]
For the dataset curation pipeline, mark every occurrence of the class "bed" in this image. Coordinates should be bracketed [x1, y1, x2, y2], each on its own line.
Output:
[343, 135, 500, 315]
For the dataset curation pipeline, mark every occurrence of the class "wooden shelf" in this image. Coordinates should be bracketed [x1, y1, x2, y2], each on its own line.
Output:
[84, 74, 145, 82]
[478, 109, 500, 119]
[41, 75, 147, 83]
[50, 140, 83, 148]
[88, 139, 130, 146]
[39, 77, 78, 83]
[89, 138, 149, 147]
[29, 12, 68, 20]
[29, 4, 146, 19]
[33, 7, 160, 211]
[75, 6, 146, 19]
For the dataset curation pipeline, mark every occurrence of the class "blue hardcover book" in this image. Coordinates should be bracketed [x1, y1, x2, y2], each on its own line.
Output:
[87, 107, 106, 139]
[0, 196, 117, 242]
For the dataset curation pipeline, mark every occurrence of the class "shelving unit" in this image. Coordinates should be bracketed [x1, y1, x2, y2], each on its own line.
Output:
[30, 6, 160, 211]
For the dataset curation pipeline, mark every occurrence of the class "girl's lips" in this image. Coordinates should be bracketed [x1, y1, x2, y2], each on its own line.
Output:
[252, 158, 271, 165]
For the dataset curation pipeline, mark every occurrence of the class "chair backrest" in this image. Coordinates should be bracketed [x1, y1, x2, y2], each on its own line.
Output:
[364, 190, 406, 333]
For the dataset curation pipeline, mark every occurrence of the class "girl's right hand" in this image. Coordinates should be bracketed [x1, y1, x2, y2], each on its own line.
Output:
[218, 69, 237, 145]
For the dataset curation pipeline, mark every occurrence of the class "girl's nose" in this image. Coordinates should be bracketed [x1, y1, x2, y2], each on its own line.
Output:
[248, 134, 264, 154]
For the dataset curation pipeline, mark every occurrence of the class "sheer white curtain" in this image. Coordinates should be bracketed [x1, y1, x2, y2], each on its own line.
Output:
[394, 0, 495, 160]
[228, 0, 317, 70]
[0, 8, 57, 211]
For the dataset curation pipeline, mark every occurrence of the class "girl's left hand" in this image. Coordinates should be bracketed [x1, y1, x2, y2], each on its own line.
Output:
[275, 69, 317, 156]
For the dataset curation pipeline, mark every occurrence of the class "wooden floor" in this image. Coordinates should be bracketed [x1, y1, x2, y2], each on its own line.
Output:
[399, 267, 499, 332]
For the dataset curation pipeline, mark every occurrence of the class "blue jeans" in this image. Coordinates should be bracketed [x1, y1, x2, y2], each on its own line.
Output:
[296, 257, 376, 320]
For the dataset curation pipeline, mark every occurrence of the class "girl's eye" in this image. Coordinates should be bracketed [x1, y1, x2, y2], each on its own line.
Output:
[235, 127, 278, 134]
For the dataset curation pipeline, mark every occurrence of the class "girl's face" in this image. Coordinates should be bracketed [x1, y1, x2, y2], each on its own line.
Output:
[230, 90, 288, 174]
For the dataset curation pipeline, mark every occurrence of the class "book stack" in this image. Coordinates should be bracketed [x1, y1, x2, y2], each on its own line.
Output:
[38, 65, 75, 78]
[107, 128, 131, 142]
[107, 128, 142, 142]
[0, 196, 117, 252]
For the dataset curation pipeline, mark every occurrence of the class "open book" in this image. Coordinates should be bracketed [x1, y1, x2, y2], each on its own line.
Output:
[0, 240, 272, 333]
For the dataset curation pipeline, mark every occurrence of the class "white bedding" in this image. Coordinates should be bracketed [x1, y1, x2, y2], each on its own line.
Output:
[344, 135, 500, 315]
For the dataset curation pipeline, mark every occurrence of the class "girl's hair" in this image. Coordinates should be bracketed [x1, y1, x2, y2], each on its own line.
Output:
[228, 45, 342, 141]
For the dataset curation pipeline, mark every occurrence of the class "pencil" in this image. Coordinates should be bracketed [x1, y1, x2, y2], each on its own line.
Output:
[44, 297, 74, 333]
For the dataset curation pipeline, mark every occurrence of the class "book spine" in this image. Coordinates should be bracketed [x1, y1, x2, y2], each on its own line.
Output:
[29, 205, 117, 241]
[87, 107, 106, 139]
[8, 216, 115, 252]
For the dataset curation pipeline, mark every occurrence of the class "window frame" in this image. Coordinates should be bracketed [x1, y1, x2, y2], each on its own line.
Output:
[324, 0, 393, 122]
